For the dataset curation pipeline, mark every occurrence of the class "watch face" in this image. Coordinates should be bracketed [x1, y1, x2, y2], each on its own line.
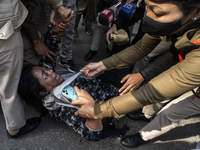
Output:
[62, 85, 78, 102]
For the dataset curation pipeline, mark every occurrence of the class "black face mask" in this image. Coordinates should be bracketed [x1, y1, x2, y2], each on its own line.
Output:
[142, 12, 183, 36]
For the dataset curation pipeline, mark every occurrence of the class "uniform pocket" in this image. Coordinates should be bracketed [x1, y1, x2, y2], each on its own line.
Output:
[0, 20, 14, 40]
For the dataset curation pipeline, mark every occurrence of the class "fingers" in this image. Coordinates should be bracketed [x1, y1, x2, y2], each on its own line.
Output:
[48, 50, 57, 57]
[137, 0, 143, 7]
[106, 31, 118, 44]
[71, 99, 83, 105]
[73, 86, 81, 95]
[74, 110, 79, 116]
[80, 65, 87, 72]
[121, 86, 135, 95]
[119, 82, 128, 93]
[58, 23, 66, 29]
[52, 28, 63, 41]
[81, 64, 94, 77]
[106, 32, 111, 45]
[42, 50, 57, 62]
[67, 10, 74, 23]
[46, 54, 55, 62]
[119, 74, 135, 95]
[80, 62, 104, 77]
[62, 10, 74, 24]
[120, 75, 129, 84]
[119, 75, 129, 92]
[42, 55, 46, 61]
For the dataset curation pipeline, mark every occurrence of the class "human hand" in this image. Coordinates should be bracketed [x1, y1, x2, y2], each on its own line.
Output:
[80, 61, 107, 77]
[50, 6, 74, 26]
[71, 86, 95, 107]
[49, 24, 64, 41]
[72, 86, 97, 119]
[74, 104, 97, 119]
[52, 30, 63, 41]
[126, 0, 143, 7]
[33, 39, 57, 62]
[119, 73, 144, 95]
[106, 24, 118, 45]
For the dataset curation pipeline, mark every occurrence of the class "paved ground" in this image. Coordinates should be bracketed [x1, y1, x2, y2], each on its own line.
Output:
[0, 24, 200, 150]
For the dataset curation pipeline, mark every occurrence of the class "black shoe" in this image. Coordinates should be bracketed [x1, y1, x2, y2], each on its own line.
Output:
[7, 117, 41, 138]
[83, 26, 93, 36]
[84, 50, 97, 61]
[59, 58, 79, 73]
[126, 108, 150, 122]
[121, 133, 147, 148]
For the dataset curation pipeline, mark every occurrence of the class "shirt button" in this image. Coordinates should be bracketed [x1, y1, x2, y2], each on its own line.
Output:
[0, 33, 4, 38]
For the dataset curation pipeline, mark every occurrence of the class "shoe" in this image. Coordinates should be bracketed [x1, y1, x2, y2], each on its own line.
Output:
[59, 58, 79, 73]
[121, 133, 147, 148]
[7, 117, 41, 138]
[126, 108, 151, 122]
[84, 50, 97, 61]
[83, 26, 93, 36]
[74, 28, 78, 38]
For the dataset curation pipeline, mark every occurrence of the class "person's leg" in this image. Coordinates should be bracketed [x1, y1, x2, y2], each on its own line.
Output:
[0, 30, 41, 138]
[0, 31, 26, 131]
[84, 23, 109, 61]
[122, 89, 200, 148]
[139, 90, 197, 141]
[83, 0, 100, 36]
[90, 23, 108, 51]
[74, 0, 89, 37]
[142, 100, 170, 119]
[59, 0, 79, 72]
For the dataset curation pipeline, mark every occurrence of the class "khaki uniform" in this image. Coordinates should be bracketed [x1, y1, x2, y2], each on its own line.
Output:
[0, 0, 63, 131]
[140, 88, 200, 141]
[94, 19, 200, 118]
[0, 0, 28, 131]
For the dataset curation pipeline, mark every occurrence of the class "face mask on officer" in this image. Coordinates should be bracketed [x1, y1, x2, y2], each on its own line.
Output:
[142, 11, 190, 36]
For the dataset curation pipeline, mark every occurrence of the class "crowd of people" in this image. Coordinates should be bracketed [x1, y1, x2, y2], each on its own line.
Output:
[1, 0, 200, 149]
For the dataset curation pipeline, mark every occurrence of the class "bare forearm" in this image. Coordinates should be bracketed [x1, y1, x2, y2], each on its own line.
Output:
[85, 119, 102, 130]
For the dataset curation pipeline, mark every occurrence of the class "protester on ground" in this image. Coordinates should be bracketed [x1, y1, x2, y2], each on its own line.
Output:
[18, 65, 129, 141]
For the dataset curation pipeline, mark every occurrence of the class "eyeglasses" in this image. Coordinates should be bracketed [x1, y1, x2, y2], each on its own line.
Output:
[42, 63, 52, 79]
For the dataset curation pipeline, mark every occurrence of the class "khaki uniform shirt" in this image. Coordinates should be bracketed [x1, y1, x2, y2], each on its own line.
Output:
[94, 19, 200, 118]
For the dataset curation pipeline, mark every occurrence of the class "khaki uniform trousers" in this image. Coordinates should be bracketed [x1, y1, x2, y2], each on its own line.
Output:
[0, 30, 26, 131]
[139, 88, 200, 141]
[75, 0, 100, 29]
